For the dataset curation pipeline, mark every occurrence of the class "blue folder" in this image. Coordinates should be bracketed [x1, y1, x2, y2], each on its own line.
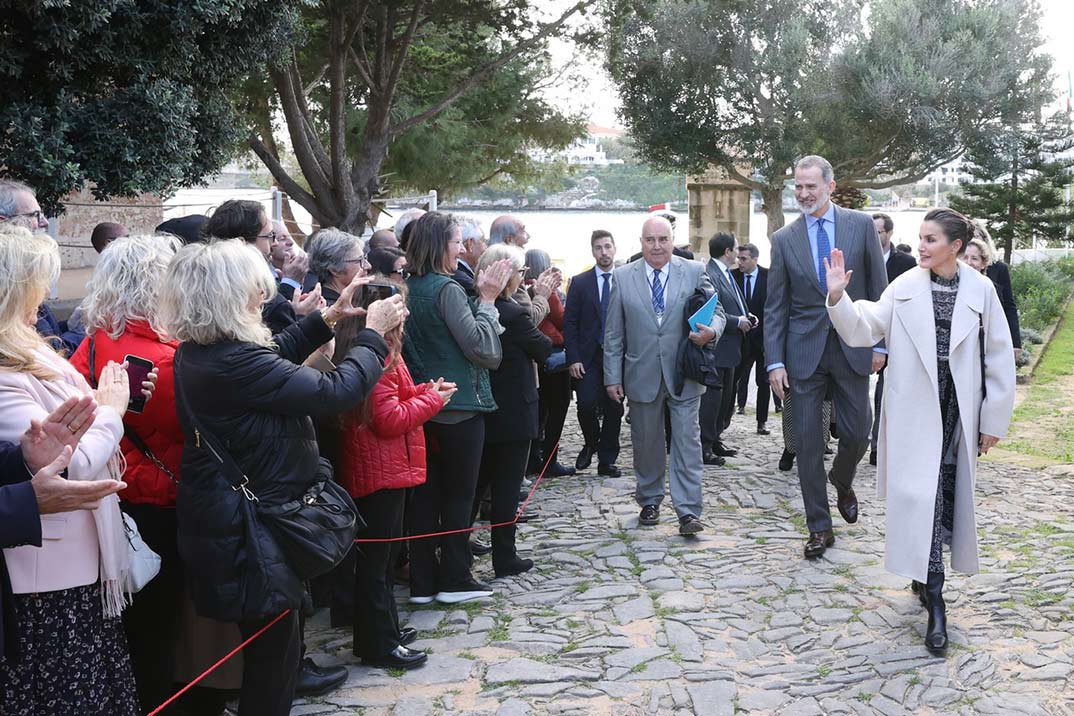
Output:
[688, 293, 720, 332]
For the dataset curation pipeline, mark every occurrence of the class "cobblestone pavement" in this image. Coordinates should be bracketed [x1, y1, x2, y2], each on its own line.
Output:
[297, 408, 1074, 716]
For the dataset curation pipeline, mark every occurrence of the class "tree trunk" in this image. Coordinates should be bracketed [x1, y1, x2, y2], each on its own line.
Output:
[1006, 153, 1019, 264]
[760, 186, 787, 236]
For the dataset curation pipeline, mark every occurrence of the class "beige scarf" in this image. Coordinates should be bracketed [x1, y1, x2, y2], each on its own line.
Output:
[38, 349, 132, 618]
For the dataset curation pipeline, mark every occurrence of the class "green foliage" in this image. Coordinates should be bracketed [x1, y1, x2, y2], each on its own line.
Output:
[605, 0, 1054, 231]
[949, 112, 1074, 261]
[1009, 257, 1074, 332]
[461, 164, 684, 206]
[0, 0, 296, 214]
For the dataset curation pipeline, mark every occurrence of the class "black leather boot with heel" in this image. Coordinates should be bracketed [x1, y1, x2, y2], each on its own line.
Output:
[924, 571, 948, 655]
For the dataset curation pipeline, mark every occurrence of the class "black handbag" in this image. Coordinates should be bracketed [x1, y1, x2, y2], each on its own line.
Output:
[173, 346, 362, 581]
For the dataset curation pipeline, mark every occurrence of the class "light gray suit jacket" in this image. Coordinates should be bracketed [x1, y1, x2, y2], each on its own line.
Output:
[705, 259, 747, 369]
[764, 205, 888, 380]
[604, 256, 724, 402]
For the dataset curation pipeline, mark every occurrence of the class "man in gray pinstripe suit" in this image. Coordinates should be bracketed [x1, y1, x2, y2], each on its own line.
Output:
[764, 156, 888, 559]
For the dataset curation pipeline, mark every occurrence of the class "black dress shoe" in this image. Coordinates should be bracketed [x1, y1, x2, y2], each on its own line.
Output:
[494, 556, 534, 578]
[869, 449, 877, 466]
[829, 473, 858, 524]
[736, 407, 745, 415]
[803, 529, 835, 559]
[639, 504, 660, 526]
[774, 404, 782, 414]
[575, 445, 595, 471]
[910, 580, 928, 608]
[924, 572, 948, 655]
[713, 444, 737, 457]
[470, 537, 492, 556]
[702, 451, 725, 466]
[678, 514, 704, 535]
[516, 508, 539, 523]
[363, 645, 428, 670]
[757, 424, 770, 435]
[778, 449, 795, 471]
[296, 657, 348, 697]
[597, 463, 622, 477]
[399, 627, 418, 646]
[547, 462, 577, 477]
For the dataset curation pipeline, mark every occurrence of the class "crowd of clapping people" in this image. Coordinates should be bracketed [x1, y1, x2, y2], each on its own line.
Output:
[0, 152, 1021, 716]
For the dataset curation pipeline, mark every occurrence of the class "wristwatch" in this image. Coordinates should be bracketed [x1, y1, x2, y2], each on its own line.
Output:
[320, 307, 339, 330]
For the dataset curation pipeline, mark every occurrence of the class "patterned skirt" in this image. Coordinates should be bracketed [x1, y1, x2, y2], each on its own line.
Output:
[928, 360, 962, 574]
[0, 582, 140, 716]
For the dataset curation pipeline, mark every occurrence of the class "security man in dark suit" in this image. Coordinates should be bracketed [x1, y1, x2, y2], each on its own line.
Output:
[731, 243, 773, 435]
[869, 213, 917, 464]
[698, 232, 753, 465]
[563, 230, 623, 476]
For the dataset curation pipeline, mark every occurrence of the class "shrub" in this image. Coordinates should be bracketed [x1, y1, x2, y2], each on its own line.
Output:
[1009, 257, 1074, 333]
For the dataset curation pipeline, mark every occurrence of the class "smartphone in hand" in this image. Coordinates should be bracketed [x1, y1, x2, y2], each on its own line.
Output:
[352, 282, 398, 308]
[122, 355, 154, 414]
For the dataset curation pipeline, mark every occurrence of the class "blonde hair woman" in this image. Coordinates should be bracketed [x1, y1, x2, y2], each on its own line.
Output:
[968, 224, 1022, 359]
[159, 238, 406, 715]
[0, 225, 140, 715]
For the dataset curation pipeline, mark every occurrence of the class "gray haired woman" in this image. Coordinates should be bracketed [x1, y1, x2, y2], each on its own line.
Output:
[523, 249, 574, 477]
[307, 228, 371, 306]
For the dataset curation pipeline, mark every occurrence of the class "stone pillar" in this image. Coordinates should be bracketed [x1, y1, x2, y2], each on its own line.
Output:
[686, 165, 752, 259]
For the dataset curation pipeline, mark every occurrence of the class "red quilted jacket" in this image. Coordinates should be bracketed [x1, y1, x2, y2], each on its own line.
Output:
[338, 356, 443, 499]
[69, 321, 181, 507]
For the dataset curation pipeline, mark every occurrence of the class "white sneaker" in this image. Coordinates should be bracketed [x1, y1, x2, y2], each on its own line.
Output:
[409, 594, 435, 604]
[435, 580, 494, 604]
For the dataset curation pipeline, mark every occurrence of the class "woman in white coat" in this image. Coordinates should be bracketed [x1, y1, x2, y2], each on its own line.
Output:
[823, 208, 1015, 655]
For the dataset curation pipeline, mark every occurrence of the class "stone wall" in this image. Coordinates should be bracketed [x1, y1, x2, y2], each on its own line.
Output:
[686, 165, 752, 258]
[51, 185, 164, 270]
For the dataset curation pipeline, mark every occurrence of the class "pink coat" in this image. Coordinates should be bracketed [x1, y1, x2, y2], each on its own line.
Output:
[0, 348, 126, 595]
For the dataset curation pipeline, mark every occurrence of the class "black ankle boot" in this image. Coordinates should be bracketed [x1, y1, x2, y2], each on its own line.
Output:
[924, 572, 947, 654]
[910, 580, 927, 608]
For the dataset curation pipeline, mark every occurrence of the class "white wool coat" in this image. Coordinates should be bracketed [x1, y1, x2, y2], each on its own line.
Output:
[827, 263, 1016, 581]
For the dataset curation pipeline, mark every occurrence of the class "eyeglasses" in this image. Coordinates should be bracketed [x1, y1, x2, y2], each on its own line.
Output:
[256, 231, 278, 243]
[344, 256, 371, 268]
[1, 210, 46, 224]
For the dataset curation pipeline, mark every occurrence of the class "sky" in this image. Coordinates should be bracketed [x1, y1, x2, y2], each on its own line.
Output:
[552, 0, 1074, 129]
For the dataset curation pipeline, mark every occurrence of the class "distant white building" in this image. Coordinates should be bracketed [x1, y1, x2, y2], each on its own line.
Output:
[531, 123, 626, 166]
[916, 156, 982, 186]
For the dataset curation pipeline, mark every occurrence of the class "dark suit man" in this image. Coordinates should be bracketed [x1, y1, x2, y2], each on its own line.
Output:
[564, 230, 624, 476]
[452, 218, 487, 296]
[698, 233, 752, 464]
[868, 213, 917, 464]
[604, 218, 724, 536]
[765, 156, 888, 559]
[731, 243, 773, 433]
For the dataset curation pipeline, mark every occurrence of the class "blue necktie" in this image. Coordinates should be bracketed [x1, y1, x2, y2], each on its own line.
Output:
[816, 219, 831, 291]
[651, 268, 665, 316]
[599, 273, 610, 329]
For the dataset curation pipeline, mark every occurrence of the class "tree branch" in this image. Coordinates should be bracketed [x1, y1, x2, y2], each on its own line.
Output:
[270, 63, 333, 200]
[248, 133, 324, 219]
[389, 1, 587, 136]
[383, 0, 424, 106]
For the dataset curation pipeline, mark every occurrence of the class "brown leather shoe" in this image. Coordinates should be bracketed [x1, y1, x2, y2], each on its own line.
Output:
[829, 472, 858, 524]
[804, 529, 835, 559]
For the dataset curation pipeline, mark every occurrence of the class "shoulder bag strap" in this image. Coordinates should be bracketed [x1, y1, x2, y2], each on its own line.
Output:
[173, 345, 258, 502]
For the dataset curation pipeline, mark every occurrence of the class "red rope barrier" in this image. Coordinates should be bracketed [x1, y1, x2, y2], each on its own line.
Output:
[146, 440, 558, 714]
[354, 439, 557, 544]
[146, 608, 292, 716]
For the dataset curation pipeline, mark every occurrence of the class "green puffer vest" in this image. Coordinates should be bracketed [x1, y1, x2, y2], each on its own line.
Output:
[402, 272, 496, 413]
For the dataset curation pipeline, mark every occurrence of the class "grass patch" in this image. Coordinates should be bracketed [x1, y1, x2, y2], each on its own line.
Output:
[817, 664, 832, 677]
[387, 667, 406, 678]
[574, 580, 592, 594]
[629, 662, 648, 674]
[1024, 589, 1064, 607]
[561, 642, 579, 654]
[856, 692, 874, 703]
[1002, 296, 1074, 463]
[488, 613, 513, 642]
[458, 650, 477, 660]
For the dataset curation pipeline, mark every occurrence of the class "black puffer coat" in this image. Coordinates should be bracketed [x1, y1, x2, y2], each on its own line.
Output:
[174, 312, 388, 622]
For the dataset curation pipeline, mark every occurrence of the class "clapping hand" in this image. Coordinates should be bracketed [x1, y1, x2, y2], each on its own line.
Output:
[282, 251, 309, 283]
[20, 396, 97, 473]
[429, 377, 458, 406]
[95, 361, 131, 415]
[476, 259, 513, 303]
[824, 249, 853, 303]
[532, 268, 561, 299]
[31, 446, 126, 514]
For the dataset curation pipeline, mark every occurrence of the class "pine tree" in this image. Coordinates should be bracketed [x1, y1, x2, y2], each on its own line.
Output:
[950, 112, 1074, 263]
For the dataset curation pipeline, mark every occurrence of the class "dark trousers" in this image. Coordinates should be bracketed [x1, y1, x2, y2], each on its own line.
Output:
[352, 489, 405, 658]
[698, 366, 736, 451]
[237, 609, 301, 716]
[120, 503, 184, 716]
[476, 440, 531, 570]
[871, 366, 885, 452]
[735, 339, 771, 425]
[534, 367, 572, 465]
[409, 417, 485, 596]
[790, 332, 872, 532]
[575, 355, 623, 466]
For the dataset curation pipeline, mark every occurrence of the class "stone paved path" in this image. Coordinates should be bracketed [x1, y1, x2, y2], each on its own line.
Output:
[296, 408, 1074, 716]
